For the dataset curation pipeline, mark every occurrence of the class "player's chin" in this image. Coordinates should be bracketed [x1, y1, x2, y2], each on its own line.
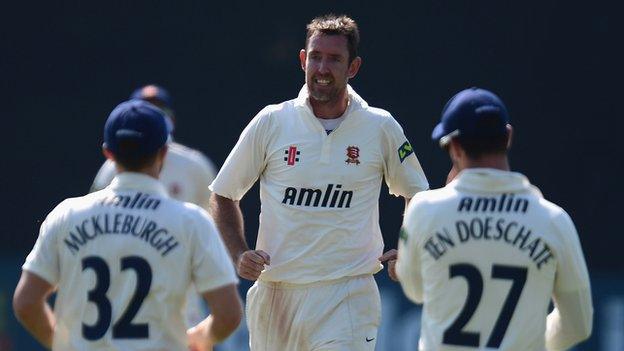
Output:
[310, 92, 331, 102]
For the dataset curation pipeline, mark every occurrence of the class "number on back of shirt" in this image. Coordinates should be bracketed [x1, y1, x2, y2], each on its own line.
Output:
[443, 263, 527, 348]
[81, 255, 152, 340]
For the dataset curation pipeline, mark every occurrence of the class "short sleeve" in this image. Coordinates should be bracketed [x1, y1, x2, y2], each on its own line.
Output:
[190, 209, 239, 293]
[22, 201, 68, 285]
[191, 151, 218, 211]
[90, 160, 117, 192]
[396, 198, 426, 303]
[381, 117, 429, 198]
[209, 107, 273, 200]
[552, 211, 591, 292]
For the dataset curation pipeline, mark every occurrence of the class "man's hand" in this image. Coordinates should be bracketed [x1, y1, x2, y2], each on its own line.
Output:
[236, 250, 270, 281]
[187, 324, 214, 351]
[379, 249, 398, 282]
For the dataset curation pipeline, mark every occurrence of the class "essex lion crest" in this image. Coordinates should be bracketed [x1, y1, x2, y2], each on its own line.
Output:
[345, 145, 360, 165]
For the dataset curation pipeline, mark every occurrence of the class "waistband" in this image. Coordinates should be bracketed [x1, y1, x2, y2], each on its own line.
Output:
[257, 274, 373, 290]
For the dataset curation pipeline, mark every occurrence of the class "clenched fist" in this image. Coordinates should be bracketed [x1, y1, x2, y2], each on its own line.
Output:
[236, 250, 271, 281]
[379, 249, 398, 282]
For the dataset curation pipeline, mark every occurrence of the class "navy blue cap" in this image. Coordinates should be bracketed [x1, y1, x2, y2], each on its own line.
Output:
[432, 87, 510, 147]
[104, 100, 169, 157]
[129, 84, 174, 133]
[130, 84, 173, 109]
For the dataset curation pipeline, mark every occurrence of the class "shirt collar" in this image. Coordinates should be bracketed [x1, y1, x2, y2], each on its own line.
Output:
[109, 172, 169, 197]
[294, 84, 369, 113]
[450, 168, 537, 194]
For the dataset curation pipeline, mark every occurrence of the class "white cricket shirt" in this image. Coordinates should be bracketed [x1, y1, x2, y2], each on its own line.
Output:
[397, 168, 593, 351]
[92, 142, 217, 211]
[23, 173, 238, 351]
[211, 85, 429, 284]
[92, 142, 218, 328]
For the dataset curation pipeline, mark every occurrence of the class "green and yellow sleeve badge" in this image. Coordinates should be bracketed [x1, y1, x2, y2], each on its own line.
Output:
[397, 141, 413, 163]
[399, 227, 409, 244]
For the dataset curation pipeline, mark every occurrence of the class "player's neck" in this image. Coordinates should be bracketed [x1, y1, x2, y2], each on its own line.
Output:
[462, 155, 510, 172]
[142, 167, 161, 179]
[115, 165, 161, 180]
[309, 92, 349, 119]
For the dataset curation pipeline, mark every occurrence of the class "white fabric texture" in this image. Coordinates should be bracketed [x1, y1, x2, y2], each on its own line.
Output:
[246, 275, 380, 351]
[210, 85, 429, 284]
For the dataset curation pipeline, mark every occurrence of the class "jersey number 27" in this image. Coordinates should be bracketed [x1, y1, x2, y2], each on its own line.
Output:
[443, 263, 528, 348]
[81, 255, 152, 340]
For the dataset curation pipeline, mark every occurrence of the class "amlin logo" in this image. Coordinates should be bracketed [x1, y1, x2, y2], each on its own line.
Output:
[282, 184, 353, 208]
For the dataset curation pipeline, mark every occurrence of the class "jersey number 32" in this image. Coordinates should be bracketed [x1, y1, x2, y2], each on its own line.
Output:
[81, 255, 152, 340]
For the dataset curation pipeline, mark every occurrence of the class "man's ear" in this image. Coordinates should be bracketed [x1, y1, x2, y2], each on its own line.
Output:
[348, 56, 362, 79]
[448, 139, 463, 164]
[158, 145, 168, 161]
[299, 49, 307, 72]
[102, 146, 115, 161]
[506, 124, 514, 149]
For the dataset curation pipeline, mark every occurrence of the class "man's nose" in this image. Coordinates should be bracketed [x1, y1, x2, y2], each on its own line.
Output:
[317, 59, 330, 73]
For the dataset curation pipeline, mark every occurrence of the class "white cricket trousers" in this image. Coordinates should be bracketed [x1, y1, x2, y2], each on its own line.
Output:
[246, 274, 381, 351]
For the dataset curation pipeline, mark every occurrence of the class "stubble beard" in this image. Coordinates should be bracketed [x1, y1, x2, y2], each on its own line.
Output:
[307, 76, 348, 105]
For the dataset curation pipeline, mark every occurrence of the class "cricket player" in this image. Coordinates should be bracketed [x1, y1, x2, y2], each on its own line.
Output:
[13, 100, 242, 351]
[210, 14, 429, 350]
[396, 87, 593, 350]
[91, 84, 218, 326]
[92, 84, 217, 212]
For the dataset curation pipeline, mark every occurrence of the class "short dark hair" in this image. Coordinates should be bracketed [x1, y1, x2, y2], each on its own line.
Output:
[112, 139, 161, 171]
[306, 14, 360, 63]
[456, 134, 509, 159]
[455, 115, 509, 159]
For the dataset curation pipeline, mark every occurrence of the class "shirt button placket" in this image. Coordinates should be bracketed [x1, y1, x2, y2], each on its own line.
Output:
[320, 133, 332, 164]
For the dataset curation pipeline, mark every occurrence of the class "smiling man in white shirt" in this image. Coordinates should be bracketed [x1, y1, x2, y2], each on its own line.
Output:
[210, 14, 429, 351]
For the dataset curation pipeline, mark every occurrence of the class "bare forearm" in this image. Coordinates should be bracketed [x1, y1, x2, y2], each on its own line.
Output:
[188, 284, 243, 348]
[15, 302, 55, 349]
[204, 314, 239, 343]
[210, 193, 249, 260]
[187, 314, 238, 349]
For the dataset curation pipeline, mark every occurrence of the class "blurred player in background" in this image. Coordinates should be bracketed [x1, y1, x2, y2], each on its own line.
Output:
[210, 14, 429, 350]
[13, 100, 241, 350]
[396, 87, 593, 350]
[91, 84, 218, 327]
[92, 84, 218, 211]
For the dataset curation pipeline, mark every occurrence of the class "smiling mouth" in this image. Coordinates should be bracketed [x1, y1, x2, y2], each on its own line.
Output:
[314, 77, 332, 86]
